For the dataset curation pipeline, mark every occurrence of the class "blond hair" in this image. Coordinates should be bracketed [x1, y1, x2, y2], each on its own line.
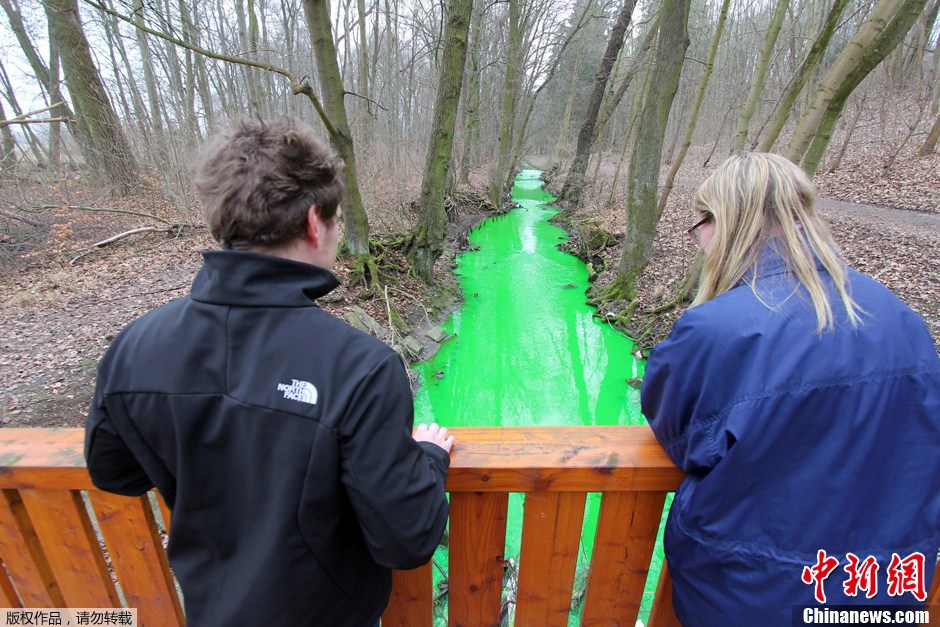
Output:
[692, 153, 862, 333]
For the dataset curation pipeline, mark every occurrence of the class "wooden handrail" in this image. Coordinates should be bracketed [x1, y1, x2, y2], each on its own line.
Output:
[3, 427, 937, 625]
[2, 427, 938, 625]
[0, 427, 670, 625]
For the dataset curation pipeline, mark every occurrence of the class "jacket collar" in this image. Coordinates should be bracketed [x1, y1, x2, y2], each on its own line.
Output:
[740, 237, 827, 285]
[191, 250, 340, 307]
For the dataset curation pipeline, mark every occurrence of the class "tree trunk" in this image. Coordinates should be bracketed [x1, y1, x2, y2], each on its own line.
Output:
[356, 0, 372, 134]
[408, 0, 473, 284]
[47, 0, 140, 194]
[657, 0, 731, 213]
[733, 0, 789, 153]
[2, 0, 76, 151]
[785, 0, 928, 176]
[611, 0, 690, 301]
[757, 0, 851, 152]
[236, 0, 264, 116]
[559, 0, 637, 207]
[303, 0, 372, 256]
[490, 0, 522, 206]
[918, 111, 940, 154]
[458, 25, 481, 185]
[0, 98, 17, 170]
[0, 59, 47, 166]
[552, 42, 584, 165]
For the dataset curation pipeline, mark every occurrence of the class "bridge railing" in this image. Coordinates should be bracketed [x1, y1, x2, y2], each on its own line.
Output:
[3, 426, 934, 626]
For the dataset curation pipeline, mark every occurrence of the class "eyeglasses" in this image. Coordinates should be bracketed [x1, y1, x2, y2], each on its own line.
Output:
[687, 214, 713, 247]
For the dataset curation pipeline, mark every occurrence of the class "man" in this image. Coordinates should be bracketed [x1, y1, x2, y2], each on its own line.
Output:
[85, 117, 454, 627]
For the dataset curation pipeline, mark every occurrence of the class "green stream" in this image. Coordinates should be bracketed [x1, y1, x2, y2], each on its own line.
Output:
[413, 170, 669, 625]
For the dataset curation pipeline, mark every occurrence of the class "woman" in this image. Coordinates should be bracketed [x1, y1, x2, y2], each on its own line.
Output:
[642, 153, 940, 626]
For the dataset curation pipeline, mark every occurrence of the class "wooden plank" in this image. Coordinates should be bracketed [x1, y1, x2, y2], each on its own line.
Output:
[382, 563, 433, 627]
[0, 560, 20, 606]
[924, 559, 940, 627]
[515, 491, 586, 627]
[0, 427, 683, 493]
[448, 492, 508, 627]
[0, 429, 92, 490]
[447, 427, 684, 493]
[87, 491, 183, 626]
[0, 490, 63, 606]
[155, 491, 172, 535]
[580, 491, 667, 626]
[647, 558, 680, 627]
[19, 489, 120, 608]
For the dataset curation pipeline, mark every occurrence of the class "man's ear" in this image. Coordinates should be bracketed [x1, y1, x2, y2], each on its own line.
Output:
[305, 204, 320, 247]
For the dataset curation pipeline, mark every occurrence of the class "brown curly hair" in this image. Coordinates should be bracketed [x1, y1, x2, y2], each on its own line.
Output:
[194, 117, 345, 250]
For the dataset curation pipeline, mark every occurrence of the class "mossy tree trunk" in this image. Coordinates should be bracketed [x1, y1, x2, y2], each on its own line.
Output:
[558, 0, 637, 208]
[612, 0, 690, 302]
[657, 0, 730, 213]
[784, 0, 928, 176]
[732, 0, 789, 153]
[47, 0, 139, 195]
[489, 0, 522, 207]
[757, 0, 851, 152]
[459, 0, 484, 185]
[408, 0, 474, 284]
[303, 0, 371, 257]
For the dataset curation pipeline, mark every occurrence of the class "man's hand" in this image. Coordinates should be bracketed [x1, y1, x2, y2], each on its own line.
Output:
[413, 423, 455, 454]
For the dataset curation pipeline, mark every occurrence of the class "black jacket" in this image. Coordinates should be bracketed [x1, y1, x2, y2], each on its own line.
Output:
[85, 251, 450, 627]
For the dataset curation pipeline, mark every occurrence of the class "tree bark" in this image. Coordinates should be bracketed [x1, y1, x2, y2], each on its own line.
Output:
[2, 0, 76, 151]
[733, 0, 789, 153]
[0, 98, 17, 170]
[559, 0, 637, 207]
[47, 0, 140, 194]
[490, 0, 522, 206]
[657, 0, 730, 213]
[918, 111, 940, 154]
[611, 0, 690, 301]
[757, 0, 851, 152]
[303, 0, 372, 256]
[785, 0, 928, 176]
[408, 0, 473, 284]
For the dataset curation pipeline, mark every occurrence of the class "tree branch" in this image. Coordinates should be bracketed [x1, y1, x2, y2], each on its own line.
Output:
[81, 0, 339, 139]
[0, 206, 43, 227]
[38, 204, 176, 224]
[342, 89, 389, 112]
[0, 117, 71, 127]
[2, 102, 65, 123]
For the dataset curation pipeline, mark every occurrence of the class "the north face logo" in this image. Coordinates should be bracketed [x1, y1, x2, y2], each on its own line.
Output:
[277, 379, 318, 405]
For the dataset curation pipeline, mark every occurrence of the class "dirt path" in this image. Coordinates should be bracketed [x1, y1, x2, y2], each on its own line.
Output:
[674, 176, 940, 231]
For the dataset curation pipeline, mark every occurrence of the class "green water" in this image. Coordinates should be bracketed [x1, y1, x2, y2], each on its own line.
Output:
[413, 170, 666, 625]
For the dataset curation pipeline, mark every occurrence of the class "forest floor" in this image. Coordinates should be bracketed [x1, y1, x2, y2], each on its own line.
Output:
[1, 142, 938, 429]
[550, 146, 940, 358]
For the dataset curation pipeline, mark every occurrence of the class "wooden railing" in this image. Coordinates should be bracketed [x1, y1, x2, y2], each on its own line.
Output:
[3, 427, 935, 626]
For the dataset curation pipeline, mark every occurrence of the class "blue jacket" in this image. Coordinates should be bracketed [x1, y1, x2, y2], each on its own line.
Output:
[642, 243, 940, 626]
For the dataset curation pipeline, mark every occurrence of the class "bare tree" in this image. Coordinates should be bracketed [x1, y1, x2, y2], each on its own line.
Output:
[48, 0, 140, 194]
[785, 0, 929, 176]
[405, 0, 473, 284]
[600, 0, 690, 309]
[658, 0, 731, 213]
[733, 0, 789, 153]
[304, 0, 373, 262]
[558, 0, 637, 208]
[757, 0, 852, 152]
